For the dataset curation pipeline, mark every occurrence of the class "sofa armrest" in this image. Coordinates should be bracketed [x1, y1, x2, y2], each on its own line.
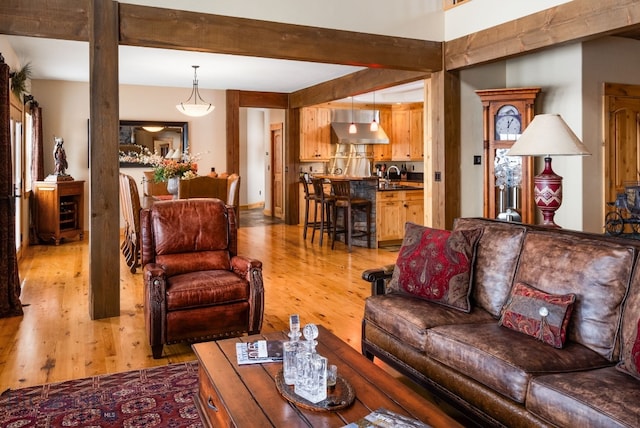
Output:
[362, 264, 395, 295]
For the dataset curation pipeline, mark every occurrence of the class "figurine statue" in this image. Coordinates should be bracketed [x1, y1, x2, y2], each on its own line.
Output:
[53, 136, 68, 176]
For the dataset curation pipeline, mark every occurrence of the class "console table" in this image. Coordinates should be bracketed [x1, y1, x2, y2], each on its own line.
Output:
[192, 325, 462, 427]
[33, 180, 84, 245]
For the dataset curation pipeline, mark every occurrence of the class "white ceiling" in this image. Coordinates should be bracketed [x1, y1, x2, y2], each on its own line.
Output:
[6, 35, 425, 104]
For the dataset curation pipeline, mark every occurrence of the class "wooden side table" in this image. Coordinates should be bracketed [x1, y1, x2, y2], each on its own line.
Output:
[34, 180, 84, 245]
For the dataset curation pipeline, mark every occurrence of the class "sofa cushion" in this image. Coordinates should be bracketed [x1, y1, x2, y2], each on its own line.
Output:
[453, 218, 527, 318]
[617, 262, 640, 380]
[364, 293, 495, 353]
[391, 222, 482, 313]
[425, 323, 612, 403]
[514, 231, 636, 361]
[499, 282, 575, 349]
[527, 367, 640, 428]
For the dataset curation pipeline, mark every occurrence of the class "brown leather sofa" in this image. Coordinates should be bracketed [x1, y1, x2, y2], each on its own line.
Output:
[362, 217, 640, 427]
[140, 198, 263, 358]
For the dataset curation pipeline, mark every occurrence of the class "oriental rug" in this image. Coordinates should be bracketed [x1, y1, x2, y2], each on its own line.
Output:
[0, 361, 202, 427]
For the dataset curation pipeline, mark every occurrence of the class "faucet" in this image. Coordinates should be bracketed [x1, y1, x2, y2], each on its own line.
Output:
[386, 165, 400, 179]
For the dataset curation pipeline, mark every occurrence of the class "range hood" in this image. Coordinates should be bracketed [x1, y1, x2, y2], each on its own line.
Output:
[330, 109, 390, 145]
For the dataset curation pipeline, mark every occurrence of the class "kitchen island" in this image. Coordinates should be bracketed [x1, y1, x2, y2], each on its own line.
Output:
[300, 175, 423, 248]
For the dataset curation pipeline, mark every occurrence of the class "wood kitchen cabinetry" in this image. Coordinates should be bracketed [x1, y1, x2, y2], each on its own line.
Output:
[391, 103, 423, 161]
[373, 109, 393, 162]
[34, 180, 84, 245]
[376, 189, 424, 244]
[300, 107, 332, 161]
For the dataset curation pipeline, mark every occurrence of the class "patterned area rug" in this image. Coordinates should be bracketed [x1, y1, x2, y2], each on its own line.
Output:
[0, 361, 202, 427]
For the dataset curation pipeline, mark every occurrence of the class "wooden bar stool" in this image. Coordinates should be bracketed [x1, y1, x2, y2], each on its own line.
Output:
[300, 175, 319, 240]
[330, 179, 372, 252]
[311, 177, 335, 246]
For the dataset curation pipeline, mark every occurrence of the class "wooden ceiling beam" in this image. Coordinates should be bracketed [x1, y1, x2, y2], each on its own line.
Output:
[118, 3, 441, 72]
[0, 0, 88, 41]
[289, 68, 430, 109]
[445, 0, 640, 70]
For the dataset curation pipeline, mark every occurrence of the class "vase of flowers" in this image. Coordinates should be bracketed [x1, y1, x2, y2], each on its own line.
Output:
[142, 151, 200, 198]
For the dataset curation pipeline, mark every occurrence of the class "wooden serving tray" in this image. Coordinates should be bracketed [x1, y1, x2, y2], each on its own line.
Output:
[275, 369, 355, 412]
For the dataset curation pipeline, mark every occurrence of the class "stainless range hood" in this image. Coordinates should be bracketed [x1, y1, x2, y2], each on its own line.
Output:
[330, 109, 389, 145]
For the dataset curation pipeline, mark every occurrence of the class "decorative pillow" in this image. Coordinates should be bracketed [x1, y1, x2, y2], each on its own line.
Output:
[499, 282, 576, 349]
[616, 319, 640, 380]
[394, 222, 482, 313]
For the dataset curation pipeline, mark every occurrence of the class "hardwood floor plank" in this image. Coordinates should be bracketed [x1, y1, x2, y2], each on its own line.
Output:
[0, 219, 398, 392]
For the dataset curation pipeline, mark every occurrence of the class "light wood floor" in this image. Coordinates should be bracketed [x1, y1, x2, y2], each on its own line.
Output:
[0, 217, 399, 391]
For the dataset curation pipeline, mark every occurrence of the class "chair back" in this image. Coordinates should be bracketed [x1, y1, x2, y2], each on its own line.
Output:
[141, 199, 237, 276]
[178, 175, 227, 199]
[119, 173, 141, 238]
[330, 179, 352, 203]
[227, 174, 241, 207]
[142, 170, 170, 197]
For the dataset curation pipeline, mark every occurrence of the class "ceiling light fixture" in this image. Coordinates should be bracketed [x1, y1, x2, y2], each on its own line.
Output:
[142, 126, 164, 133]
[176, 65, 214, 117]
[349, 96, 357, 134]
[370, 91, 379, 132]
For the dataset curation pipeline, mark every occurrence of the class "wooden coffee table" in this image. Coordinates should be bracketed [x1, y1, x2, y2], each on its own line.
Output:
[192, 325, 462, 427]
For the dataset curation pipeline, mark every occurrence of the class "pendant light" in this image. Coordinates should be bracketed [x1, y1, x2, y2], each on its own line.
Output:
[349, 96, 357, 134]
[370, 91, 379, 132]
[176, 65, 215, 117]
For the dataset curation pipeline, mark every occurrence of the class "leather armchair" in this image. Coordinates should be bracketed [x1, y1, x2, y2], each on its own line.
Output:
[140, 198, 264, 358]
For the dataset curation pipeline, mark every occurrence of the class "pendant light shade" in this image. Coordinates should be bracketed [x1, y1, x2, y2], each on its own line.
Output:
[370, 91, 379, 132]
[349, 96, 357, 134]
[176, 65, 214, 117]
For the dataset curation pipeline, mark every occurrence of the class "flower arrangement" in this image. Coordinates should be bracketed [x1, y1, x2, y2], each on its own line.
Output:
[140, 150, 200, 182]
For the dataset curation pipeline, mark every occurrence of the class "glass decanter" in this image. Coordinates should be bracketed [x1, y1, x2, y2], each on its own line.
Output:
[283, 314, 301, 385]
[294, 323, 327, 403]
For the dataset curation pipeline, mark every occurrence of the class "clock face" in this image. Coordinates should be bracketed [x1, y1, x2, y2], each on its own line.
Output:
[495, 105, 522, 140]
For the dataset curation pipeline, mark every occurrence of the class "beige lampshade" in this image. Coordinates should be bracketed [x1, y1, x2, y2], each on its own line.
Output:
[507, 114, 591, 157]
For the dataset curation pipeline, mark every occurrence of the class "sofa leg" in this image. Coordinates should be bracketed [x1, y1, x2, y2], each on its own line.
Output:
[362, 345, 375, 361]
[151, 344, 163, 359]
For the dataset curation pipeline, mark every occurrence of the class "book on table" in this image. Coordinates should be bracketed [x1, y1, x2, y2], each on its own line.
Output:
[236, 340, 284, 365]
[342, 408, 432, 428]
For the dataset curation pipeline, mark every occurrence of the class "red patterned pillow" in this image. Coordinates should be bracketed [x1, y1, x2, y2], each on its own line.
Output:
[499, 282, 576, 349]
[394, 223, 482, 313]
[617, 319, 640, 380]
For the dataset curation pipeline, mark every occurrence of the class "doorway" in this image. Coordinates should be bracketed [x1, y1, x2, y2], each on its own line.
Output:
[604, 83, 640, 231]
[271, 123, 284, 220]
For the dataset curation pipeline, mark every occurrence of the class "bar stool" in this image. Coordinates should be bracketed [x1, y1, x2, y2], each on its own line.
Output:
[330, 179, 372, 252]
[300, 175, 318, 240]
[311, 177, 335, 246]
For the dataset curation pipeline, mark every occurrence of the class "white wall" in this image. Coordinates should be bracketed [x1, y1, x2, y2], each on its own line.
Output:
[444, 0, 572, 40]
[459, 61, 506, 218]
[122, 0, 444, 41]
[30, 80, 229, 228]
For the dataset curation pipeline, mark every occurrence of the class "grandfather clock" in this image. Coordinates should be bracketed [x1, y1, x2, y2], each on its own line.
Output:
[476, 87, 540, 224]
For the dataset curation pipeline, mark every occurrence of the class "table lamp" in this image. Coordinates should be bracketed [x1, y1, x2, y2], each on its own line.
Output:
[506, 114, 590, 227]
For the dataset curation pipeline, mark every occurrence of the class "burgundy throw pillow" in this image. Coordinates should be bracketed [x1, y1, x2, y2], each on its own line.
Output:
[616, 319, 640, 380]
[394, 222, 482, 313]
[499, 282, 576, 349]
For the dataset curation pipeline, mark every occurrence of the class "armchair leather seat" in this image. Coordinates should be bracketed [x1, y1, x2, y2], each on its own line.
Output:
[141, 198, 263, 358]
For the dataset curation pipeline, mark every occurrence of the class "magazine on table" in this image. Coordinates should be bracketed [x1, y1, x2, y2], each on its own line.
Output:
[342, 408, 432, 428]
[236, 340, 284, 365]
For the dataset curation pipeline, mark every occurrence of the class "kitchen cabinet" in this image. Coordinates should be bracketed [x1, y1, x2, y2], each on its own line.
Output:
[300, 107, 332, 161]
[391, 103, 423, 161]
[34, 180, 85, 245]
[373, 109, 393, 162]
[376, 189, 424, 244]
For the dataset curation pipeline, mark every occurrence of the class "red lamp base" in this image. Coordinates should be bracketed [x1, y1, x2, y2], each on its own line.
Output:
[533, 157, 563, 228]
